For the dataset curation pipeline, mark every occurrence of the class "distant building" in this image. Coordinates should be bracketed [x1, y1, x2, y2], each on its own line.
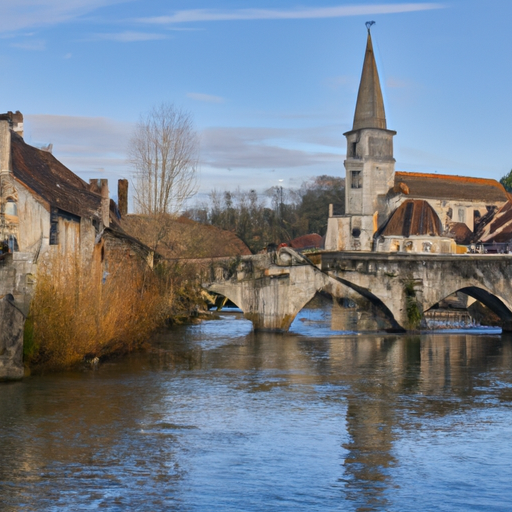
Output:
[325, 29, 509, 254]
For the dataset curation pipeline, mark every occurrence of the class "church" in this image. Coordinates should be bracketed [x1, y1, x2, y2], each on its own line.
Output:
[325, 26, 510, 254]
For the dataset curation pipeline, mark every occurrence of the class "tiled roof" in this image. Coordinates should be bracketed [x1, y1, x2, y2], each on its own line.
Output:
[380, 199, 443, 237]
[394, 172, 509, 203]
[288, 233, 323, 250]
[478, 201, 512, 243]
[446, 222, 473, 245]
[10, 131, 102, 220]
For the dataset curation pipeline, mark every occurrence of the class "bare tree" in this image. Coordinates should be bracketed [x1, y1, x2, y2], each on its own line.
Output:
[129, 103, 199, 216]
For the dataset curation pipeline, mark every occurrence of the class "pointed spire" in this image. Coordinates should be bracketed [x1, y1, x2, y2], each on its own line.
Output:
[352, 26, 387, 131]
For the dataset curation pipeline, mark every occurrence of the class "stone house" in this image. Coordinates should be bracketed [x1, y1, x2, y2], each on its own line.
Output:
[325, 30, 509, 254]
[0, 111, 150, 312]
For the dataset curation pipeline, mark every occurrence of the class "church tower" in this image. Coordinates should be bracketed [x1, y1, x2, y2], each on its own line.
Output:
[325, 24, 396, 251]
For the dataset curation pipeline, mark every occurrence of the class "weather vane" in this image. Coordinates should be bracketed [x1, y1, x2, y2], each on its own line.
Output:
[365, 21, 375, 33]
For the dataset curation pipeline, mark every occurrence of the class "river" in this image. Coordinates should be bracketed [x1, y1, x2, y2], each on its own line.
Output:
[1, 303, 512, 511]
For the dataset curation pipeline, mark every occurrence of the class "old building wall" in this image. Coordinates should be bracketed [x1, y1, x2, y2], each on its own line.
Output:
[80, 218, 97, 263]
[0, 295, 25, 380]
[375, 235, 457, 254]
[15, 181, 50, 253]
[325, 215, 375, 251]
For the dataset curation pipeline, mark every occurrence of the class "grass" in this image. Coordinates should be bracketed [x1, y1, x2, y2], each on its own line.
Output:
[25, 254, 165, 373]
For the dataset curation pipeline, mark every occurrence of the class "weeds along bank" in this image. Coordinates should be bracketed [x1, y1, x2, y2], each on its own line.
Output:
[23, 254, 206, 373]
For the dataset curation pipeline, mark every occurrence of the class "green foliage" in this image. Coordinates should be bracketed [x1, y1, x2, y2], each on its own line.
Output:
[298, 175, 345, 235]
[499, 169, 512, 192]
[404, 280, 422, 330]
[23, 315, 38, 362]
[186, 176, 345, 253]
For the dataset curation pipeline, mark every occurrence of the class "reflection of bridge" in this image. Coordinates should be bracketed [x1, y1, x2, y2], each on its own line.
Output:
[203, 248, 512, 332]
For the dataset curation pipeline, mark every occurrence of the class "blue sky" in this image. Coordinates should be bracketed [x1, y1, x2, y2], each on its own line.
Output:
[2, 1, 512, 204]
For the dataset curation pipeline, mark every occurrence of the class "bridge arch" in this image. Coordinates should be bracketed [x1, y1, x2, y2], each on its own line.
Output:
[424, 285, 512, 329]
[322, 272, 406, 332]
[205, 283, 244, 312]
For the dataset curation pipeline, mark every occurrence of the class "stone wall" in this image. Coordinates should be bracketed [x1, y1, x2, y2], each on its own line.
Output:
[0, 295, 25, 380]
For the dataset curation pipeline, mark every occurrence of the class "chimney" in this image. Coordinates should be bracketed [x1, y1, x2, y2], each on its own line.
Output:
[118, 179, 128, 217]
[89, 179, 110, 228]
[0, 111, 24, 138]
[11, 111, 23, 137]
[0, 121, 11, 176]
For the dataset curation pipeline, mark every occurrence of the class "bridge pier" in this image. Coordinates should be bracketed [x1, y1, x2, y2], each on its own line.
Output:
[205, 250, 330, 332]
[207, 262, 327, 332]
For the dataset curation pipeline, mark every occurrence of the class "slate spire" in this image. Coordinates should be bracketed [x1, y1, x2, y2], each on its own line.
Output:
[352, 26, 387, 131]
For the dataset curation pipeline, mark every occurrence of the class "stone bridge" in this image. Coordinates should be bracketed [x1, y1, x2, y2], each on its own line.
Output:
[203, 248, 512, 332]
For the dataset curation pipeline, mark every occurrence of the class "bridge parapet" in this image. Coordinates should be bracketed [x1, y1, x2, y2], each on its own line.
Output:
[204, 250, 512, 333]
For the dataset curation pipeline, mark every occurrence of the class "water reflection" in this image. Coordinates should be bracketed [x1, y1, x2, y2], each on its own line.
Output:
[1, 311, 512, 511]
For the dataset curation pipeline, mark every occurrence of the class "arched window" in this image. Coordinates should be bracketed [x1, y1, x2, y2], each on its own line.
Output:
[5, 198, 17, 216]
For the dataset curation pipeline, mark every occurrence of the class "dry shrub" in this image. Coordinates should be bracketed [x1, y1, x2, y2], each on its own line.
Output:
[26, 254, 164, 372]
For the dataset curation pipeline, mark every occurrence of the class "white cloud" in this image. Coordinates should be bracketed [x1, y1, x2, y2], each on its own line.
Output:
[9, 40, 46, 51]
[86, 31, 167, 42]
[24, 114, 133, 179]
[23, 115, 345, 191]
[200, 126, 343, 170]
[137, 4, 444, 25]
[0, 0, 130, 34]
[187, 92, 225, 104]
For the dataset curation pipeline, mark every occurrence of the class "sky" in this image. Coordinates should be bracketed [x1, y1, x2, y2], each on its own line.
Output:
[1, 0, 512, 207]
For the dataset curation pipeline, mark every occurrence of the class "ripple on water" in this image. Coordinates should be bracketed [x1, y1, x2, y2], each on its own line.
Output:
[1, 308, 512, 511]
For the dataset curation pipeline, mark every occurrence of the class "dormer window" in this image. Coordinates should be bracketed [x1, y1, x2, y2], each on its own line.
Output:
[5, 198, 17, 216]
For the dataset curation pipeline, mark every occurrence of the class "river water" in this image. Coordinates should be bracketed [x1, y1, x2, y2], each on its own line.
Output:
[1, 304, 512, 512]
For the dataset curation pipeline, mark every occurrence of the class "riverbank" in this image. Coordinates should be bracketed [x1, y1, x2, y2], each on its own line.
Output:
[22, 255, 207, 375]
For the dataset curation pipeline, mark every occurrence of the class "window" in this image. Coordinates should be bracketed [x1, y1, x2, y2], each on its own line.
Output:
[458, 208, 465, 223]
[5, 198, 17, 216]
[351, 171, 362, 189]
[49, 208, 59, 245]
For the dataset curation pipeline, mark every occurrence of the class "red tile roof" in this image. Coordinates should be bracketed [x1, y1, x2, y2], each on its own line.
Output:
[288, 233, 323, 250]
[446, 222, 473, 245]
[380, 199, 443, 237]
[394, 172, 509, 203]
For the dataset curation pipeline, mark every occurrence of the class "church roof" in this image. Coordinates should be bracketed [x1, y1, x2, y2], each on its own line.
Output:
[352, 30, 387, 131]
[394, 172, 509, 204]
[379, 199, 443, 237]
